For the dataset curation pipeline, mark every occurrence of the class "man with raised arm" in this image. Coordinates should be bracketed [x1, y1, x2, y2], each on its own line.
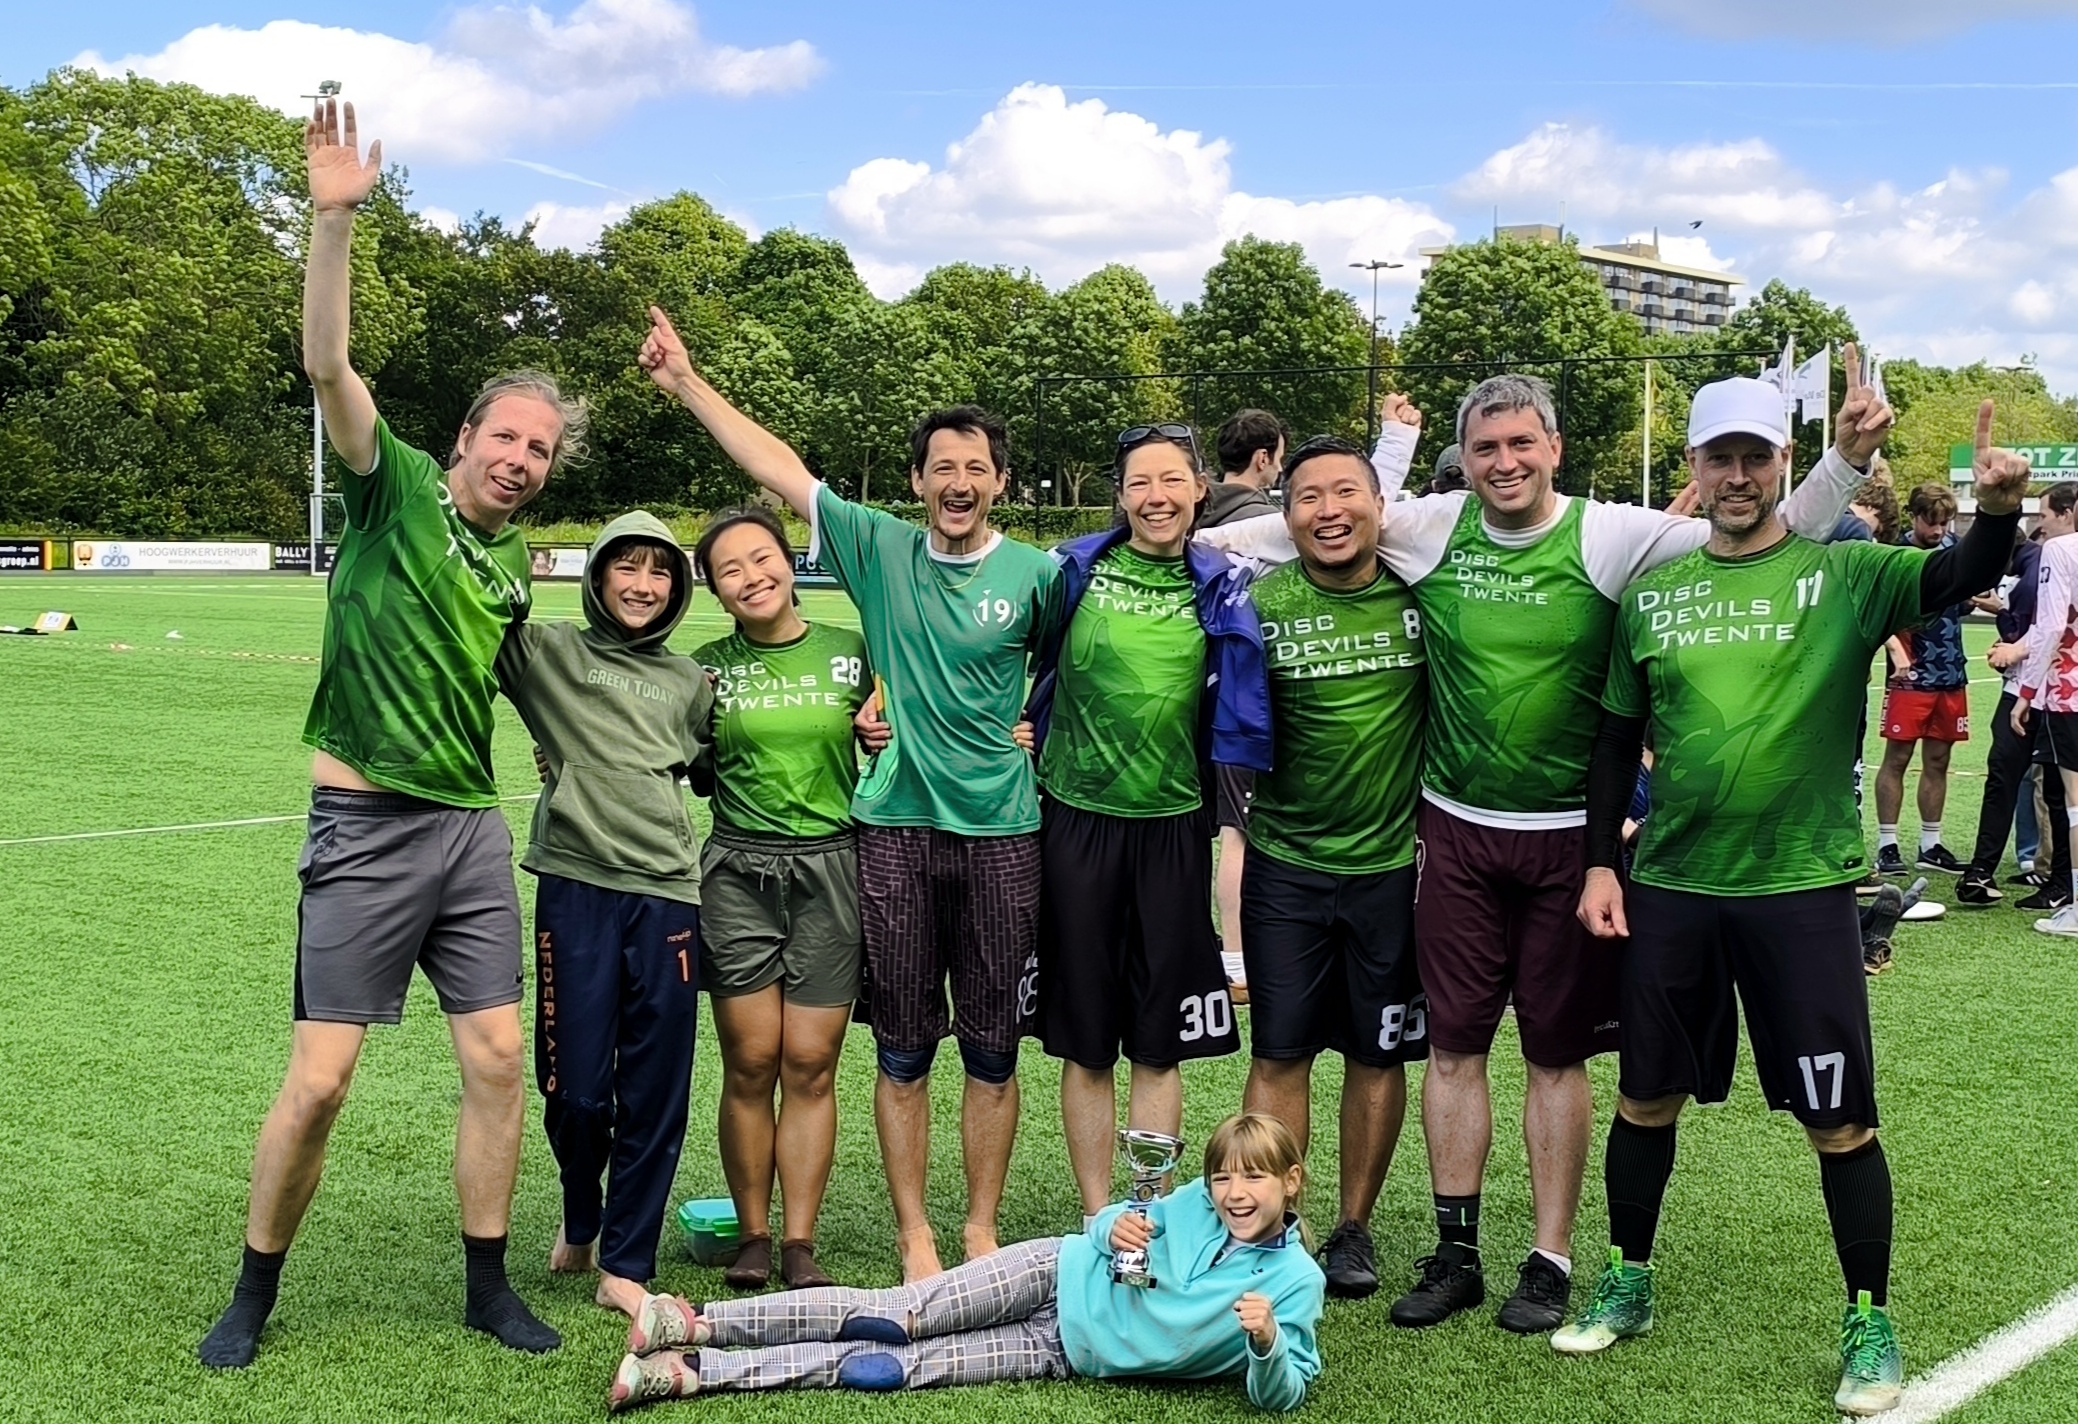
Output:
[1557, 392, 2027, 1418]
[1195, 368, 1863, 1321]
[641, 309, 1063, 1281]
[199, 101, 573, 1368]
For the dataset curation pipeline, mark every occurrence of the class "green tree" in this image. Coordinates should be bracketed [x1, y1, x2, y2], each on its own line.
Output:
[1398, 235, 1641, 497]
[1018, 264, 1178, 503]
[903, 263, 1052, 453]
[806, 301, 969, 502]
[1717, 279, 1859, 459]
[1882, 359, 2078, 491]
[1177, 237, 1370, 440]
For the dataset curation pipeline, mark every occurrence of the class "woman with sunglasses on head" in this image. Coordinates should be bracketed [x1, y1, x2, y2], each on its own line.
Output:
[1024, 422, 1274, 1222]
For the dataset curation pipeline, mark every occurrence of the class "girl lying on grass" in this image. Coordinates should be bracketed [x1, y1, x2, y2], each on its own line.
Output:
[608, 1112, 1325, 1412]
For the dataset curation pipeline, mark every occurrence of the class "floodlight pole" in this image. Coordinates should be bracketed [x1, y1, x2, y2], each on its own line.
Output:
[1351, 261, 1402, 448]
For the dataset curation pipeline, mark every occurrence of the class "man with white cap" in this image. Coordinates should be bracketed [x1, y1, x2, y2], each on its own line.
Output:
[1559, 374, 2033, 1417]
[1196, 370, 1864, 1325]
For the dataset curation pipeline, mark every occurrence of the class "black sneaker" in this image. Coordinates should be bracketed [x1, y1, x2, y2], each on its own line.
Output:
[1917, 844, 1964, 874]
[1317, 1220, 1379, 1300]
[2008, 868, 2050, 888]
[1389, 1245, 1484, 1327]
[1863, 936, 1895, 976]
[1853, 870, 1886, 898]
[2018, 883, 2072, 912]
[1496, 1252, 1571, 1334]
[1956, 868, 2003, 906]
[1874, 845, 1908, 877]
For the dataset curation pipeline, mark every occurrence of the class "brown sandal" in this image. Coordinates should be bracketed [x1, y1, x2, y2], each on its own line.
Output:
[723, 1234, 772, 1289]
[781, 1240, 835, 1290]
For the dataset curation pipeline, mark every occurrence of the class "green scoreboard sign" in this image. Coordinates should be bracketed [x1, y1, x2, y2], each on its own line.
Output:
[1951, 443, 2078, 481]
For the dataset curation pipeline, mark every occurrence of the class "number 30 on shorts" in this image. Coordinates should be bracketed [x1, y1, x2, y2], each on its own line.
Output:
[1179, 990, 1233, 1042]
[1380, 995, 1430, 1052]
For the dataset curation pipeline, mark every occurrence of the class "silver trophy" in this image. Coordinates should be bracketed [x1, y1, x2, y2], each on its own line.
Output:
[1110, 1129, 1186, 1289]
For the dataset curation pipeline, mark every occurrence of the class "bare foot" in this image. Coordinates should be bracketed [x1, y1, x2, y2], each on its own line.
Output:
[595, 1271, 647, 1318]
[549, 1223, 598, 1275]
[961, 1222, 998, 1263]
[897, 1225, 941, 1283]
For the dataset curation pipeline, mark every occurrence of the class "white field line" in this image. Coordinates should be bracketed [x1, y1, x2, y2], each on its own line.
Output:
[0, 795, 540, 848]
[1845, 1282, 2078, 1424]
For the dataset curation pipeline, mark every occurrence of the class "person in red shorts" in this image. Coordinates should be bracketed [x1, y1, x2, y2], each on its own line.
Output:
[1874, 482, 1991, 876]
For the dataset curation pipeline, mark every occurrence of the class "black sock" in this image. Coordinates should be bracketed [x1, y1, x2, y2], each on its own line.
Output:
[1605, 1116, 1677, 1266]
[198, 1244, 287, 1369]
[463, 1233, 562, 1354]
[1434, 1194, 1481, 1263]
[1819, 1138, 1893, 1307]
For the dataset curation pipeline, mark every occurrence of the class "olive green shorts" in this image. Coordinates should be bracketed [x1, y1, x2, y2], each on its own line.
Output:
[699, 829, 862, 1008]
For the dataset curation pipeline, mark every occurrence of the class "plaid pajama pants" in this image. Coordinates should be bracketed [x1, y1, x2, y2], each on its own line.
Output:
[695, 1238, 1070, 1393]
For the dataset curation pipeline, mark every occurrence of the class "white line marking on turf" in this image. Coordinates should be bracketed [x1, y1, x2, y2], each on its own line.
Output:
[1854, 1281, 2078, 1424]
[0, 795, 540, 848]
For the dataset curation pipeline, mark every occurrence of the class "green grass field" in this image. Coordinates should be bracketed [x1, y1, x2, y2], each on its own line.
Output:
[4, 573, 2077, 1424]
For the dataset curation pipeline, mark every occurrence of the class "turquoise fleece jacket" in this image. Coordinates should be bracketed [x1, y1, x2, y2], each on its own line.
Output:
[1056, 1178, 1325, 1412]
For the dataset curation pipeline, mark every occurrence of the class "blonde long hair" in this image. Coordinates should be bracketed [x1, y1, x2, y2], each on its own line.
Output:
[1203, 1112, 1311, 1248]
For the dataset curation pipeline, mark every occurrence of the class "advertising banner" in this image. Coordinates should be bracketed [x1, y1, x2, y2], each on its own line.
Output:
[272, 542, 338, 573]
[529, 546, 589, 580]
[793, 552, 838, 588]
[0, 540, 49, 571]
[71, 541, 272, 572]
[1952, 442, 2078, 482]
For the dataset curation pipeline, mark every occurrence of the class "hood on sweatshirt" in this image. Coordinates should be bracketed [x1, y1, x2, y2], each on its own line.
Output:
[583, 510, 694, 650]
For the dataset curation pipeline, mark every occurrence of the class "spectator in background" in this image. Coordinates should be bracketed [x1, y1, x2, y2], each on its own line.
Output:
[1874, 483, 1975, 877]
[1848, 480, 1899, 545]
[1426, 443, 1469, 497]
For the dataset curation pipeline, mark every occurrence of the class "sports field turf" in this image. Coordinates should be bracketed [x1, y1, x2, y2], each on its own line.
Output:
[4, 573, 2077, 1424]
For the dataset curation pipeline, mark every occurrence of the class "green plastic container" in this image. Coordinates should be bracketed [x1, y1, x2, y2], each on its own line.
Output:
[677, 1198, 742, 1266]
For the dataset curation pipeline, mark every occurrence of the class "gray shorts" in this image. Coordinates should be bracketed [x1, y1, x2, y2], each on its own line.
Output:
[293, 788, 524, 1024]
[699, 829, 862, 1008]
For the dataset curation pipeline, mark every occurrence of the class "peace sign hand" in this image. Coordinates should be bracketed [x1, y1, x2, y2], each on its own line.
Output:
[306, 99, 382, 214]
[1833, 343, 1894, 469]
[1973, 400, 2032, 515]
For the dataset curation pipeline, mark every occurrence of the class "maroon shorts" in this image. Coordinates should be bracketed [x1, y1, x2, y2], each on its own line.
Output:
[1880, 687, 1970, 743]
[1412, 800, 1621, 1067]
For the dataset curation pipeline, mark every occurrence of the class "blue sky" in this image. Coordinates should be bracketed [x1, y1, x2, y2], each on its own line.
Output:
[9, 0, 2078, 385]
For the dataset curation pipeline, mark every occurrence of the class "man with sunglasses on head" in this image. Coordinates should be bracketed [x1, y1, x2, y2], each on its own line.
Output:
[1197, 369, 1864, 1321]
[640, 308, 1063, 1282]
[1024, 421, 1272, 1223]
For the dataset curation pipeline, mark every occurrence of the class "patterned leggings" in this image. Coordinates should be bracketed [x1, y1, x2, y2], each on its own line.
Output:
[695, 1238, 1070, 1393]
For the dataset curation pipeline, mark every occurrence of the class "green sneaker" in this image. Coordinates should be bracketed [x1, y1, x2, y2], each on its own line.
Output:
[1835, 1292, 1904, 1416]
[1550, 1247, 1654, 1355]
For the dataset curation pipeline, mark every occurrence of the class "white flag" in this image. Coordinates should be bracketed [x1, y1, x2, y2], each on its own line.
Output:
[1865, 352, 1887, 408]
[1761, 334, 1795, 391]
[1792, 349, 1829, 424]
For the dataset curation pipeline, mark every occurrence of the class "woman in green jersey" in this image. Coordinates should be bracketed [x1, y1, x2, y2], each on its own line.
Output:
[691, 509, 872, 1291]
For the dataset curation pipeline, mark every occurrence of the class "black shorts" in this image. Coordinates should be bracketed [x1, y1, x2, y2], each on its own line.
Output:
[1036, 801, 1238, 1070]
[1619, 882, 1877, 1130]
[1240, 850, 1428, 1069]
[2042, 711, 2078, 772]
[1214, 765, 1255, 833]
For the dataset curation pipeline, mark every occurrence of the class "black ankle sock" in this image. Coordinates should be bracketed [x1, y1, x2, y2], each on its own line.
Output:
[198, 1244, 287, 1370]
[462, 1234, 562, 1354]
[1434, 1194, 1482, 1260]
[1819, 1137, 1893, 1307]
[1606, 1116, 1678, 1266]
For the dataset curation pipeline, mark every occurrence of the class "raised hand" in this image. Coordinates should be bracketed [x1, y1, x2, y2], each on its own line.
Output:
[1380, 393, 1423, 431]
[1833, 343, 1895, 468]
[639, 305, 698, 394]
[1668, 478, 1703, 519]
[1973, 399, 2033, 515]
[306, 99, 382, 213]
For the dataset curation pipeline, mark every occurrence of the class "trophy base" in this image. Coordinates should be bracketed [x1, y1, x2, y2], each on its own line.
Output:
[1110, 1266, 1158, 1290]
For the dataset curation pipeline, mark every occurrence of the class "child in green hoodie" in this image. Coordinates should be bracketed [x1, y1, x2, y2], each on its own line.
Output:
[496, 511, 715, 1320]
[607, 1113, 1325, 1413]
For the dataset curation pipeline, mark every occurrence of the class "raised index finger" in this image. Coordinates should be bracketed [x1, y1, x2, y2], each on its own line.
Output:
[1842, 342, 1862, 392]
[1975, 399, 1996, 460]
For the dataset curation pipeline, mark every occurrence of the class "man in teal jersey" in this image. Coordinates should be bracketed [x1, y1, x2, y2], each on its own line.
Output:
[642, 308, 1062, 1282]
[1555, 378, 2030, 1418]
[1198, 377, 1859, 1332]
[1239, 435, 1430, 1300]
[201, 102, 572, 1369]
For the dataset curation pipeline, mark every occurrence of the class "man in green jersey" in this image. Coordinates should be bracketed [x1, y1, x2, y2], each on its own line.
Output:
[1240, 435, 1430, 1300]
[642, 308, 1062, 1282]
[201, 102, 573, 1369]
[1556, 377, 2030, 1418]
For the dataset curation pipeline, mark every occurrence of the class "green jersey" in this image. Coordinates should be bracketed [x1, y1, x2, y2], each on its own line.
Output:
[1605, 535, 1928, 895]
[1039, 546, 1206, 818]
[812, 486, 1064, 835]
[302, 419, 531, 807]
[1250, 561, 1427, 876]
[695, 623, 873, 840]
[1416, 495, 1615, 822]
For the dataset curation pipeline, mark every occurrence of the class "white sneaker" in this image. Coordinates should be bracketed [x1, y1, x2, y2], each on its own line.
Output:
[2034, 904, 2078, 937]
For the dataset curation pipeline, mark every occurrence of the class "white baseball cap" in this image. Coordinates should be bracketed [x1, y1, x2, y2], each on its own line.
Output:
[1688, 376, 1789, 449]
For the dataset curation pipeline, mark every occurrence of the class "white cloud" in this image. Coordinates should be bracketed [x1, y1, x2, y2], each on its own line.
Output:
[419, 206, 461, 235]
[826, 84, 1452, 306]
[75, 0, 822, 165]
[1630, 0, 2078, 41]
[524, 200, 631, 251]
